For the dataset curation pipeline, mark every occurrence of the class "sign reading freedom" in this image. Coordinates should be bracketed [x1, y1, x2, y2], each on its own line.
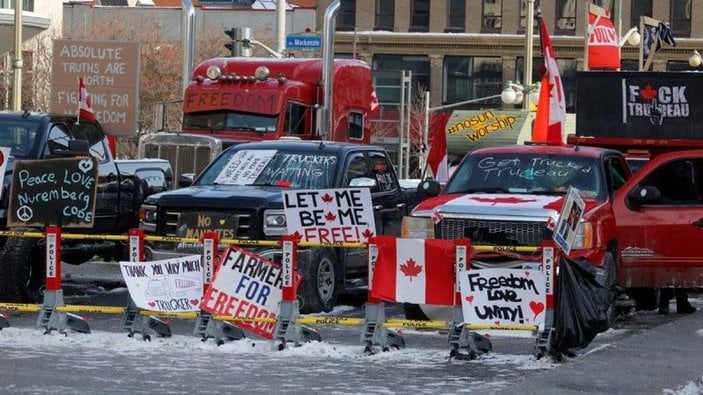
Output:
[8, 157, 98, 228]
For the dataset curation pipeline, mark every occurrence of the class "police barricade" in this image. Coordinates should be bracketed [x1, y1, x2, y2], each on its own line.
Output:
[0, 227, 556, 359]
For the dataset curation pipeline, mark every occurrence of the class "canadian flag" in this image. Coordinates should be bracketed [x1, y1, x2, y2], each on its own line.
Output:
[370, 236, 456, 305]
[426, 129, 448, 183]
[78, 77, 96, 123]
[534, 16, 566, 145]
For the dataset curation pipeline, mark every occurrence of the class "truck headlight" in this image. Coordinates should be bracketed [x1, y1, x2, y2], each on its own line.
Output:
[572, 222, 593, 249]
[263, 209, 287, 236]
[401, 216, 434, 239]
[139, 204, 157, 232]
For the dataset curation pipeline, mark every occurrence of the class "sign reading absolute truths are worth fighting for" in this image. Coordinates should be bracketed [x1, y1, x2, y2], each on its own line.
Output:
[200, 246, 289, 339]
[120, 255, 203, 312]
[460, 268, 546, 338]
[282, 188, 376, 243]
[8, 157, 98, 228]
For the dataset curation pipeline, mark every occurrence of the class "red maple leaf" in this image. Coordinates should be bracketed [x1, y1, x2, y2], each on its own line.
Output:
[292, 231, 303, 242]
[640, 84, 657, 101]
[321, 193, 333, 203]
[400, 258, 423, 280]
[470, 196, 537, 205]
[362, 228, 375, 239]
[325, 211, 336, 221]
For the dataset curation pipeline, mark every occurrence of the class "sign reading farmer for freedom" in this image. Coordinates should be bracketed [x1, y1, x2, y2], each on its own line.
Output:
[282, 187, 376, 244]
[460, 268, 546, 338]
[120, 255, 203, 312]
[200, 246, 288, 339]
[51, 40, 140, 136]
[8, 157, 98, 228]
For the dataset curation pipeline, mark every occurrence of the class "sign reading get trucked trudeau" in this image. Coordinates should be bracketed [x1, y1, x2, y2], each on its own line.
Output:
[8, 158, 98, 228]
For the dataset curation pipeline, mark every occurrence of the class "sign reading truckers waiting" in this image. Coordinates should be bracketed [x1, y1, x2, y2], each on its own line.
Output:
[200, 246, 287, 339]
[51, 40, 140, 136]
[120, 255, 203, 312]
[459, 268, 547, 338]
[8, 157, 98, 228]
[282, 188, 376, 244]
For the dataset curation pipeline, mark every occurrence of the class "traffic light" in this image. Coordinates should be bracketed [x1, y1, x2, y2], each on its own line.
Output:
[224, 28, 236, 56]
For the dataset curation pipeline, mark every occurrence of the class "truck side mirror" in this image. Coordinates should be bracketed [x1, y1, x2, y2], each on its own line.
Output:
[349, 177, 377, 188]
[627, 185, 661, 208]
[179, 173, 196, 188]
[418, 179, 441, 198]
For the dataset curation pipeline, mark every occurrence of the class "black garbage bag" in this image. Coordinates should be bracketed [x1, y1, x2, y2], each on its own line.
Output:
[551, 256, 613, 354]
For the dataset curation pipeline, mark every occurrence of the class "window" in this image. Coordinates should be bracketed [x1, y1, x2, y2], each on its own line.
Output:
[368, 151, 397, 193]
[630, 0, 652, 30]
[482, 0, 502, 32]
[375, 0, 394, 31]
[443, 56, 502, 108]
[348, 112, 363, 140]
[605, 156, 629, 194]
[410, 0, 429, 32]
[338, 0, 356, 32]
[670, 0, 691, 36]
[284, 102, 308, 135]
[372, 55, 430, 108]
[1, 0, 33, 11]
[446, 0, 465, 32]
[641, 159, 703, 205]
[345, 152, 371, 185]
[518, 0, 539, 33]
[556, 0, 576, 31]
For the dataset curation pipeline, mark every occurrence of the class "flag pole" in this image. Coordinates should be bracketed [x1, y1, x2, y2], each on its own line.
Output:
[76, 76, 80, 124]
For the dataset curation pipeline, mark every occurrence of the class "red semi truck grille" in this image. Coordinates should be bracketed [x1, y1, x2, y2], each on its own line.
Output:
[439, 218, 547, 247]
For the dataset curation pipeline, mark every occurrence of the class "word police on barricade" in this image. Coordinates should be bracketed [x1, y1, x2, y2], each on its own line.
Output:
[0, 224, 611, 363]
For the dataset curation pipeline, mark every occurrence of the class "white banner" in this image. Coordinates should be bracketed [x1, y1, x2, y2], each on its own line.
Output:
[120, 255, 203, 312]
[213, 149, 276, 185]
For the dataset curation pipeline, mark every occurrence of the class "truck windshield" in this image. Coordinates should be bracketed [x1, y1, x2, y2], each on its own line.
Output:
[446, 153, 604, 200]
[197, 149, 338, 189]
[184, 111, 277, 132]
[0, 120, 40, 159]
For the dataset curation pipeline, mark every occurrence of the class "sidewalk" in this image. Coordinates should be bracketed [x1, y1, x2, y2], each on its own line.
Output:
[514, 309, 703, 394]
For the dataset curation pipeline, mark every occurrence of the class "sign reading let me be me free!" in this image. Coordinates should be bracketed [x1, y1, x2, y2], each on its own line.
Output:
[51, 40, 140, 136]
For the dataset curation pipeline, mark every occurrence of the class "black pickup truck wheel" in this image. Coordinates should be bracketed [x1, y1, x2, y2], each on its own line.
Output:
[298, 249, 342, 314]
[0, 237, 45, 303]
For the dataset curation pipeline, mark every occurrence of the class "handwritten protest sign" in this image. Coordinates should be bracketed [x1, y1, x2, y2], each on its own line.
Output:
[554, 187, 585, 254]
[282, 187, 376, 244]
[8, 157, 98, 228]
[460, 268, 546, 337]
[213, 149, 276, 185]
[120, 255, 203, 312]
[200, 246, 287, 339]
[0, 147, 9, 199]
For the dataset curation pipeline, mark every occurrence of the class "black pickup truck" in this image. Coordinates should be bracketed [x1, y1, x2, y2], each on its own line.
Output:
[139, 140, 418, 313]
[0, 111, 172, 302]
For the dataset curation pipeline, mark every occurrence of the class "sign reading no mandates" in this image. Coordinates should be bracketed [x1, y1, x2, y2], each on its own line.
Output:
[8, 157, 98, 228]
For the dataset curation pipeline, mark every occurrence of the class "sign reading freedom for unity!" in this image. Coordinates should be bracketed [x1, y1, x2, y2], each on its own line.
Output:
[8, 157, 98, 228]
[120, 255, 203, 312]
[282, 187, 376, 243]
[460, 268, 546, 338]
[200, 246, 289, 339]
[51, 40, 140, 136]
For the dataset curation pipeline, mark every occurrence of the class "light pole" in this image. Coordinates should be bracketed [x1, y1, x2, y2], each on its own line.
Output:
[501, 80, 541, 107]
[13, 0, 22, 111]
[523, 0, 535, 110]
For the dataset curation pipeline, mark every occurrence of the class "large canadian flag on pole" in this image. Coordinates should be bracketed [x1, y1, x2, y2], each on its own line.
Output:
[426, 129, 448, 183]
[370, 236, 456, 305]
[534, 16, 566, 145]
[78, 77, 96, 123]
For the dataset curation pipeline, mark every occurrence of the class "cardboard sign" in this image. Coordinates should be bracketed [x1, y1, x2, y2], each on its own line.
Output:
[213, 149, 276, 185]
[554, 187, 585, 254]
[200, 246, 286, 339]
[460, 268, 546, 338]
[8, 157, 98, 228]
[283, 187, 376, 244]
[120, 255, 203, 312]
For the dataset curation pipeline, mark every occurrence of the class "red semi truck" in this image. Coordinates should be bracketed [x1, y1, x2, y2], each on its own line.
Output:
[403, 71, 703, 319]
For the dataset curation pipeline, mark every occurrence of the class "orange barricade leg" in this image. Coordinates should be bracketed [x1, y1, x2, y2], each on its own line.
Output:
[37, 226, 90, 335]
[361, 238, 405, 354]
[121, 228, 171, 341]
[273, 235, 321, 350]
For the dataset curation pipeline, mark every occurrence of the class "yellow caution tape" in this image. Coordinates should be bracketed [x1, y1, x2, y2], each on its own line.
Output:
[56, 305, 126, 314]
[0, 303, 42, 312]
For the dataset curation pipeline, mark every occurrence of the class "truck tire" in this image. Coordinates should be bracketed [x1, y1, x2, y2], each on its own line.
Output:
[626, 287, 658, 311]
[0, 237, 45, 303]
[602, 252, 618, 327]
[298, 249, 342, 313]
